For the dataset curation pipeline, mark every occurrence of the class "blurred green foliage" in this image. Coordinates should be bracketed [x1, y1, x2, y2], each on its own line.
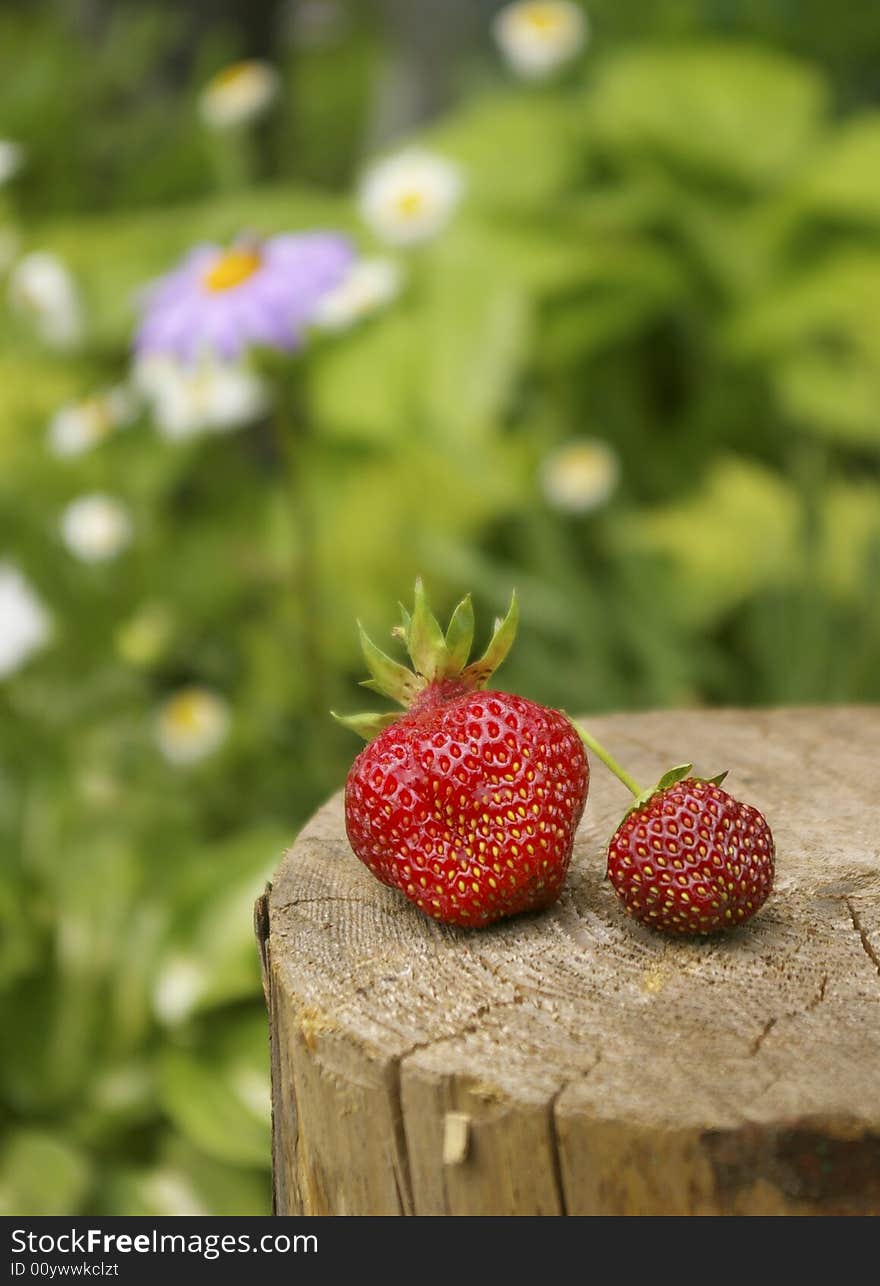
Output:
[1, 0, 880, 1216]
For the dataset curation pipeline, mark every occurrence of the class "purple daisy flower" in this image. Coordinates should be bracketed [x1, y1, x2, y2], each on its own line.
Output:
[134, 232, 353, 361]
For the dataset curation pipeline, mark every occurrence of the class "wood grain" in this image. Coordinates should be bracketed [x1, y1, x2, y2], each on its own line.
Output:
[260, 707, 880, 1215]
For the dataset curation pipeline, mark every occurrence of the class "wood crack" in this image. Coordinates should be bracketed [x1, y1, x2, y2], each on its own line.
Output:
[847, 899, 880, 981]
[748, 974, 829, 1058]
[548, 1082, 570, 1217]
[546, 1053, 602, 1217]
[397, 1002, 493, 1067]
[273, 895, 378, 912]
[807, 974, 828, 1011]
[749, 1016, 777, 1057]
[385, 1060, 415, 1215]
[392, 1002, 494, 1216]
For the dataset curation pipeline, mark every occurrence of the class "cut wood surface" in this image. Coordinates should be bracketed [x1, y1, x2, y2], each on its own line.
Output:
[258, 707, 880, 1215]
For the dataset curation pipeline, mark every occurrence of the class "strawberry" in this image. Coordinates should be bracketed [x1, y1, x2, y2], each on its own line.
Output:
[570, 727, 775, 935]
[334, 582, 589, 927]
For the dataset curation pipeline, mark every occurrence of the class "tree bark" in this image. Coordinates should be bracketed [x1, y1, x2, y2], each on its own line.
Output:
[257, 706, 880, 1215]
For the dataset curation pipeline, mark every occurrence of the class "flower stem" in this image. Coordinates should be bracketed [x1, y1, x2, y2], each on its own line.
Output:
[568, 719, 643, 798]
[276, 367, 326, 727]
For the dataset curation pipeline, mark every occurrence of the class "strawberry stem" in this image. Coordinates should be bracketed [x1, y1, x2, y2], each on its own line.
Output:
[568, 720, 643, 798]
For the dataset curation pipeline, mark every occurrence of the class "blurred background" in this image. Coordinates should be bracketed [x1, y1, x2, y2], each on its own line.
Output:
[1, 0, 879, 1216]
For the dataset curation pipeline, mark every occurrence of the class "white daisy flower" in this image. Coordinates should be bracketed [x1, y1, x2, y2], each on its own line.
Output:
[60, 494, 133, 563]
[142, 1171, 208, 1217]
[47, 386, 137, 458]
[155, 687, 230, 766]
[312, 257, 403, 331]
[493, 1, 588, 80]
[0, 563, 51, 679]
[358, 148, 463, 247]
[133, 353, 270, 442]
[0, 140, 24, 186]
[540, 437, 619, 513]
[199, 60, 281, 130]
[153, 953, 206, 1025]
[92, 1066, 150, 1113]
[230, 1066, 271, 1121]
[8, 251, 84, 349]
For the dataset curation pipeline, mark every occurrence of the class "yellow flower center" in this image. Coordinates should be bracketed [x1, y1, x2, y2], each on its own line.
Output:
[83, 398, 113, 442]
[211, 61, 256, 91]
[395, 189, 426, 219]
[563, 455, 604, 488]
[203, 247, 262, 293]
[523, 4, 564, 33]
[166, 693, 208, 733]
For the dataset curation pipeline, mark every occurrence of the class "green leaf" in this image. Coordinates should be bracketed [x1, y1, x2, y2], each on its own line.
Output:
[330, 710, 401, 742]
[426, 90, 577, 212]
[309, 306, 416, 445]
[463, 591, 519, 688]
[590, 43, 826, 189]
[655, 764, 694, 792]
[621, 765, 691, 821]
[157, 1050, 269, 1169]
[819, 483, 880, 598]
[620, 458, 801, 626]
[0, 1130, 90, 1217]
[358, 678, 391, 695]
[406, 578, 448, 680]
[357, 623, 422, 706]
[107, 1140, 270, 1217]
[727, 251, 880, 447]
[444, 594, 475, 672]
[620, 763, 731, 822]
[797, 116, 880, 224]
[420, 229, 533, 448]
[152, 828, 288, 1024]
[778, 351, 880, 448]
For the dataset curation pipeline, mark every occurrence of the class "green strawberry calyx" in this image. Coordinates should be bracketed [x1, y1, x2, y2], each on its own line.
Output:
[619, 763, 729, 822]
[567, 718, 727, 820]
[332, 579, 518, 741]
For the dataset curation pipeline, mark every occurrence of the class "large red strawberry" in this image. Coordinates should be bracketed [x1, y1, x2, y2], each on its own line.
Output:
[570, 727, 774, 935]
[335, 582, 589, 927]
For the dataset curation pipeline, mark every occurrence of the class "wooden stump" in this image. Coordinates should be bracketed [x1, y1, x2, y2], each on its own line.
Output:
[256, 707, 880, 1215]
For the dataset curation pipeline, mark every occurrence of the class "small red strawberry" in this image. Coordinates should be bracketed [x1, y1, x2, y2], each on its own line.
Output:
[570, 728, 774, 935]
[334, 582, 589, 927]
